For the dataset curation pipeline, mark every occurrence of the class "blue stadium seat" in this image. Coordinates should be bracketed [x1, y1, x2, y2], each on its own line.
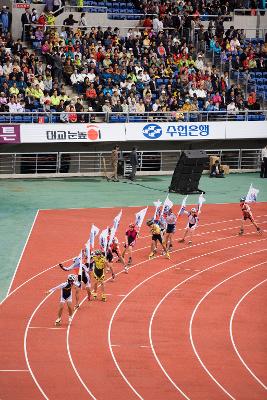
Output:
[23, 116, 32, 123]
[236, 115, 245, 121]
[258, 115, 265, 121]
[110, 115, 119, 122]
[256, 78, 263, 85]
[255, 72, 263, 78]
[248, 115, 259, 121]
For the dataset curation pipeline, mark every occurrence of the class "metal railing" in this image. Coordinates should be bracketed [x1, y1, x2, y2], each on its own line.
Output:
[234, 8, 267, 16]
[0, 149, 262, 177]
[0, 110, 266, 123]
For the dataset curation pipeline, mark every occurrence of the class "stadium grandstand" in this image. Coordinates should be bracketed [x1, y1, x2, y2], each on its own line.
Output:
[0, 0, 266, 174]
[0, 3, 267, 400]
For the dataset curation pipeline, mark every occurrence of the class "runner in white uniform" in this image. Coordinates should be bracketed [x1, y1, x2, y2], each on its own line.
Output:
[178, 207, 199, 245]
[46, 274, 79, 326]
[165, 209, 177, 250]
[59, 252, 92, 309]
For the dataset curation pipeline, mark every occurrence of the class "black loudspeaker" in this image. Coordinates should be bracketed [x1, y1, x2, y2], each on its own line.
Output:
[169, 150, 208, 194]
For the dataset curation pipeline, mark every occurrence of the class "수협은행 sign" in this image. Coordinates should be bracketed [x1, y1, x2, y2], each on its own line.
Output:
[125, 122, 226, 141]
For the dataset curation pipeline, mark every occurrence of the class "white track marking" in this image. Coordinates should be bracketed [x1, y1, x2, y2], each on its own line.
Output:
[67, 232, 253, 400]
[230, 278, 267, 390]
[24, 293, 53, 400]
[188, 261, 267, 399]
[108, 241, 267, 400]
[149, 251, 267, 400]
[66, 313, 97, 400]
[0, 257, 74, 306]
[2, 215, 266, 305]
[29, 327, 66, 330]
[3, 220, 264, 398]
[6, 210, 39, 298]
[0, 370, 29, 372]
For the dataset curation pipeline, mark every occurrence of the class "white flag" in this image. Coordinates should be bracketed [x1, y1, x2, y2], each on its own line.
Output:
[178, 195, 188, 217]
[99, 227, 109, 254]
[89, 224, 100, 248]
[135, 207, 148, 228]
[108, 210, 122, 246]
[113, 209, 122, 230]
[153, 199, 162, 220]
[78, 249, 83, 276]
[245, 184, 259, 203]
[161, 195, 173, 216]
[198, 192, 206, 213]
[85, 242, 90, 262]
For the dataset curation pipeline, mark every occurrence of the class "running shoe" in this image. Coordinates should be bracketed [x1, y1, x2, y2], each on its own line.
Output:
[55, 318, 61, 326]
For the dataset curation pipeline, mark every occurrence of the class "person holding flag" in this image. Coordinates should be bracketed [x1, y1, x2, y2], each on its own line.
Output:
[239, 184, 262, 235]
[165, 208, 177, 251]
[146, 218, 170, 259]
[45, 274, 79, 326]
[122, 207, 147, 265]
[59, 249, 92, 309]
[178, 193, 205, 245]
[122, 223, 139, 266]
[99, 227, 116, 280]
[106, 227, 126, 276]
[178, 207, 199, 246]
[91, 249, 109, 301]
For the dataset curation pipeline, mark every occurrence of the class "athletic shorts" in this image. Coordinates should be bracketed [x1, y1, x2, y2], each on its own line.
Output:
[106, 251, 113, 263]
[77, 270, 91, 289]
[112, 249, 120, 257]
[166, 224, 175, 233]
[188, 223, 196, 229]
[152, 234, 163, 244]
[60, 292, 72, 303]
[243, 214, 253, 221]
[93, 267, 105, 282]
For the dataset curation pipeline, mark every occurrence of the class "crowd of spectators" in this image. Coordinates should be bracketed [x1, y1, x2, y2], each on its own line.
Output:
[0, 1, 266, 122]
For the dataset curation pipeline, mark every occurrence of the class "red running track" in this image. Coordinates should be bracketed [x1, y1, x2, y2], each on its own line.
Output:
[0, 204, 266, 400]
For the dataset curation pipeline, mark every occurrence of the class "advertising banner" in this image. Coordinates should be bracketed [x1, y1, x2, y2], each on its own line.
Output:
[225, 121, 267, 139]
[125, 122, 226, 141]
[20, 123, 125, 143]
[0, 125, 21, 144]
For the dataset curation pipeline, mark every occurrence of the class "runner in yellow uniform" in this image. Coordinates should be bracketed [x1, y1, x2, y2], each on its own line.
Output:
[146, 219, 170, 260]
[91, 250, 109, 301]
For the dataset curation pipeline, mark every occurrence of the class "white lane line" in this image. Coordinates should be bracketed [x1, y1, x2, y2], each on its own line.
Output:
[66, 307, 97, 400]
[2, 216, 266, 306]
[67, 235, 263, 399]
[230, 278, 267, 390]
[24, 293, 53, 400]
[109, 239, 267, 400]
[4, 224, 263, 399]
[5, 210, 39, 298]
[111, 345, 121, 347]
[140, 346, 150, 348]
[0, 370, 29, 372]
[29, 327, 66, 330]
[149, 250, 267, 400]
[0, 256, 74, 306]
[189, 261, 267, 399]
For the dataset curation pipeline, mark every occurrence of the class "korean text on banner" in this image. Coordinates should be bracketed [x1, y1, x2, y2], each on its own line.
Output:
[125, 122, 226, 141]
[20, 123, 125, 143]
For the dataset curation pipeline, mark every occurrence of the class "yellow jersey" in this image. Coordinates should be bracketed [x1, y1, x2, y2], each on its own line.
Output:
[93, 255, 106, 270]
[150, 224, 161, 235]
